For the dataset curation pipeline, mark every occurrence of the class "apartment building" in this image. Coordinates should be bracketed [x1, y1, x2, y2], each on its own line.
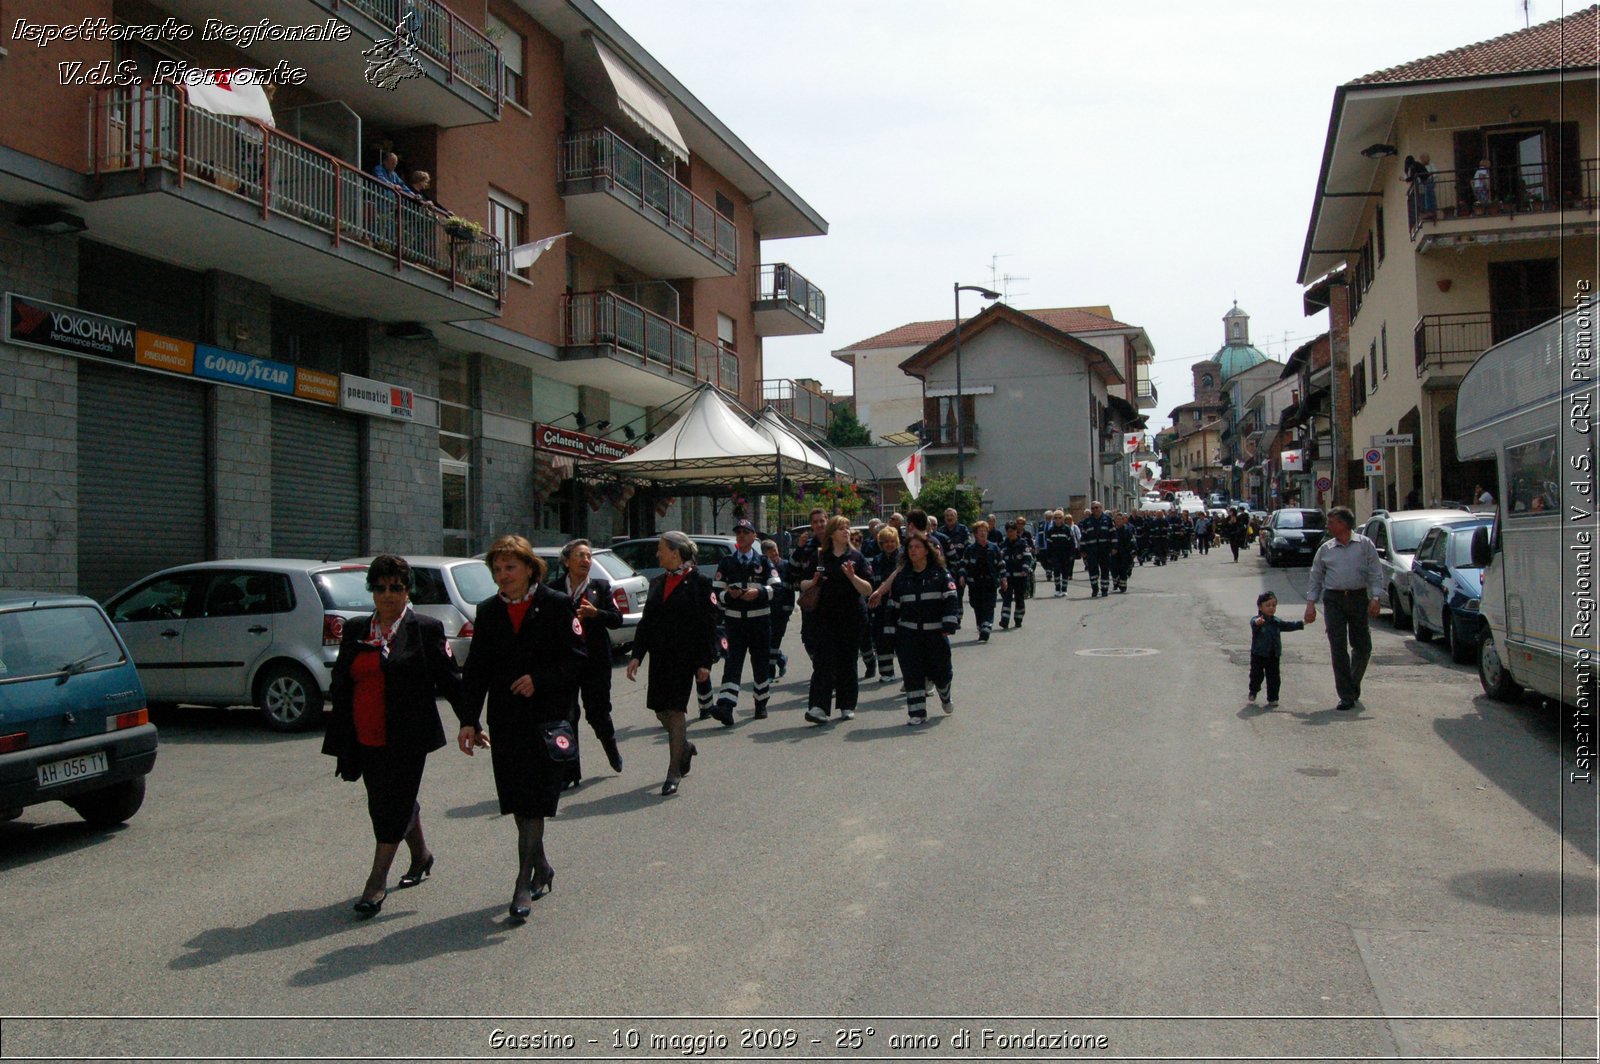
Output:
[833, 305, 1156, 445]
[0, 0, 827, 597]
[1276, 332, 1334, 508]
[1164, 357, 1228, 493]
[1297, 6, 1598, 515]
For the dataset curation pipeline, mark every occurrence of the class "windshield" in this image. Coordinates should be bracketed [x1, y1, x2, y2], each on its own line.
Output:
[0, 605, 126, 683]
[1390, 519, 1434, 553]
[1275, 511, 1325, 530]
[447, 561, 498, 603]
[314, 568, 374, 610]
[1448, 528, 1488, 568]
[591, 551, 638, 581]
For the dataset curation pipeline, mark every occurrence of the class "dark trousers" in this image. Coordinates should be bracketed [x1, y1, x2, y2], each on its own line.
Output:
[1000, 580, 1027, 624]
[950, 579, 966, 627]
[869, 606, 896, 676]
[1197, 534, 1210, 554]
[969, 582, 998, 634]
[896, 629, 952, 720]
[769, 608, 792, 672]
[1051, 551, 1074, 592]
[1230, 540, 1242, 561]
[1322, 591, 1373, 704]
[858, 612, 877, 671]
[1084, 552, 1111, 594]
[808, 611, 862, 715]
[717, 617, 772, 713]
[1248, 653, 1282, 701]
[1114, 552, 1133, 590]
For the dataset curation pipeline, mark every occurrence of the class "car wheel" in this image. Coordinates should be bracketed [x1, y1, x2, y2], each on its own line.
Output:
[257, 662, 324, 732]
[1412, 606, 1433, 642]
[66, 777, 146, 827]
[1478, 630, 1522, 702]
[1446, 611, 1475, 665]
[1389, 586, 1410, 630]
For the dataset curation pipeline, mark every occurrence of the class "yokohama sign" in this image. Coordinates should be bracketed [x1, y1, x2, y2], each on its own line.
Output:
[535, 423, 635, 461]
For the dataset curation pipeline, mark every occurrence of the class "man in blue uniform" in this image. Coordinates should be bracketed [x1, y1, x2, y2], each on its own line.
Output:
[1046, 511, 1078, 597]
[761, 538, 793, 678]
[1112, 511, 1137, 593]
[1078, 500, 1116, 598]
[710, 518, 776, 722]
[938, 507, 971, 627]
[960, 520, 1007, 642]
[1000, 518, 1033, 628]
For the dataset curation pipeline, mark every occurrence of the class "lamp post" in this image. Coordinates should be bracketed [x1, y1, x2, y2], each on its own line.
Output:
[952, 283, 1001, 484]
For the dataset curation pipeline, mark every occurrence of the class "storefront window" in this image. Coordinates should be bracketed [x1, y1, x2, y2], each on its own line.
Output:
[440, 351, 472, 552]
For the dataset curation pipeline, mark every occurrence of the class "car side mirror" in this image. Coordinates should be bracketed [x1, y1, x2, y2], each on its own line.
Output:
[1470, 526, 1491, 568]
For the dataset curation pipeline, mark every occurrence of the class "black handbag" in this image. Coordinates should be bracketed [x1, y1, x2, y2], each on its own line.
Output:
[539, 718, 579, 763]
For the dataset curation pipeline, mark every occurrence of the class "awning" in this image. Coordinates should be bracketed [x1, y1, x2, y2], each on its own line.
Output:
[592, 36, 688, 163]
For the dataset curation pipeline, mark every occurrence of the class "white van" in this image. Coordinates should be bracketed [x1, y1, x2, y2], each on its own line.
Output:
[1456, 305, 1596, 706]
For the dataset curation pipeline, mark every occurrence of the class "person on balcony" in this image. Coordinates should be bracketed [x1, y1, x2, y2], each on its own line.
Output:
[1472, 158, 1492, 211]
[408, 171, 449, 215]
[373, 151, 414, 194]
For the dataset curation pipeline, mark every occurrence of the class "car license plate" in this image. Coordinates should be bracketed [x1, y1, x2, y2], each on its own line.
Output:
[36, 751, 109, 788]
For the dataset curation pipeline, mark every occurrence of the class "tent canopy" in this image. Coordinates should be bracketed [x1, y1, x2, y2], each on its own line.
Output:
[577, 385, 840, 489]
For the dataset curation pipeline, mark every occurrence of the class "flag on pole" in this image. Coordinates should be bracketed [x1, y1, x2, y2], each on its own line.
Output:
[1281, 449, 1305, 472]
[510, 232, 571, 270]
[896, 446, 928, 497]
[183, 69, 276, 125]
[1123, 431, 1142, 454]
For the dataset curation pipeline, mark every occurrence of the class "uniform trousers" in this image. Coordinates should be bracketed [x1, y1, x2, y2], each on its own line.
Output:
[717, 617, 772, 713]
[968, 582, 999, 635]
[807, 610, 862, 716]
[769, 609, 792, 674]
[1114, 552, 1134, 591]
[1084, 552, 1112, 595]
[1050, 551, 1075, 593]
[1000, 580, 1027, 625]
[868, 606, 897, 678]
[896, 629, 952, 720]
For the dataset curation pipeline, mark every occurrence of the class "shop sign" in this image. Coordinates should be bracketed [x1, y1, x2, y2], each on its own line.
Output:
[193, 344, 295, 395]
[341, 373, 414, 420]
[294, 368, 340, 405]
[534, 423, 635, 461]
[5, 293, 135, 363]
[135, 331, 195, 374]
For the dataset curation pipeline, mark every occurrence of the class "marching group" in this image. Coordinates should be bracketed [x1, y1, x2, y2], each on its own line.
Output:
[317, 501, 1279, 922]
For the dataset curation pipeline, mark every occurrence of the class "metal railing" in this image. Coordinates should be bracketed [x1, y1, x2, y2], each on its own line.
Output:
[760, 379, 831, 429]
[1135, 379, 1158, 404]
[564, 290, 740, 396]
[90, 84, 503, 302]
[334, 0, 501, 110]
[1406, 159, 1599, 236]
[558, 128, 737, 271]
[754, 264, 825, 327]
[1413, 308, 1563, 377]
[924, 422, 978, 448]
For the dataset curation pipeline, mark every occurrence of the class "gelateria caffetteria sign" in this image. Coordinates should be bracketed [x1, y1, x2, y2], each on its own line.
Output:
[534, 423, 635, 461]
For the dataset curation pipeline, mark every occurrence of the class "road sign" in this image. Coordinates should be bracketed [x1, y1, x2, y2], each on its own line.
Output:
[1370, 433, 1414, 448]
[1316, 476, 1332, 492]
[1364, 448, 1385, 476]
[955, 483, 977, 492]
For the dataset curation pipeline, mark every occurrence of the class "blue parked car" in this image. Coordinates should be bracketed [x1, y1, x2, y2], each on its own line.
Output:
[0, 593, 158, 826]
[1409, 516, 1496, 665]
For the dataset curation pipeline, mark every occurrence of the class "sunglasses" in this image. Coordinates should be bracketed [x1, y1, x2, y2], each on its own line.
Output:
[368, 583, 408, 594]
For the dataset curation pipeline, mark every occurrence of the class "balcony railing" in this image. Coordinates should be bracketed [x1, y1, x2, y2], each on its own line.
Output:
[1414, 308, 1562, 378]
[335, 0, 501, 110]
[1135, 379, 1158, 404]
[924, 422, 978, 448]
[565, 291, 739, 396]
[761, 379, 831, 430]
[1407, 159, 1599, 237]
[754, 264, 826, 327]
[90, 85, 502, 302]
[559, 128, 737, 270]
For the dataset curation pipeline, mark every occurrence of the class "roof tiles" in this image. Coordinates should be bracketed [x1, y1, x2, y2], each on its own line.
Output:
[841, 306, 1131, 352]
[1349, 4, 1598, 85]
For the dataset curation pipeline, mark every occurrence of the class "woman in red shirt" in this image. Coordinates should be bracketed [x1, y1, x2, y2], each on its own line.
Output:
[325, 555, 464, 917]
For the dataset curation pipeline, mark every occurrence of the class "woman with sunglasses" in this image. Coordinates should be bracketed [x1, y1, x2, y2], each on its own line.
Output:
[459, 535, 587, 922]
[324, 554, 465, 917]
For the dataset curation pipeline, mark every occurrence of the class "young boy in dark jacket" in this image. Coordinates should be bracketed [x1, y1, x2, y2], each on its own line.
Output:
[1249, 591, 1308, 707]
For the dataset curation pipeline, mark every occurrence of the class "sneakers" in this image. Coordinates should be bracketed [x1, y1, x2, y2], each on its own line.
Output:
[839, 708, 855, 721]
[862, 661, 877, 679]
[879, 672, 897, 684]
[804, 706, 829, 725]
[752, 705, 768, 720]
[999, 619, 1010, 630]
[1265, 700, 1279, 708]
[1248, 692, 1258, 702]
[978, 631, 989, 644]
[940, 696, 955, 715]
[906, 716, 925, 727]
[1015, 618, 1023, 628]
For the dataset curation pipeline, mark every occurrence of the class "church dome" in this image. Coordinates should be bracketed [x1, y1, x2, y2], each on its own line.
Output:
[1212, 302, 1268, 381]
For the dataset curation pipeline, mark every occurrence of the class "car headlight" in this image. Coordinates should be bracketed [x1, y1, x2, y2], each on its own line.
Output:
[1272, 536, 1289, 547]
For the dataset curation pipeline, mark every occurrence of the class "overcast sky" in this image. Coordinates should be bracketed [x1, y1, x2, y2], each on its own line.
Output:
[598, 0, 1549, 427]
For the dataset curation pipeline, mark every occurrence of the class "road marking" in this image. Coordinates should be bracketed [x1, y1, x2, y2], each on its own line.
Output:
[1076, 647, 1161, 657]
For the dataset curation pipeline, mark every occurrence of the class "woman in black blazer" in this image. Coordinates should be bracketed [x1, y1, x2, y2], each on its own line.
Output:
[625, 531, 719, 796]
[549, 538, 624, 777]
[324, 554, 464, 917]
[458, 535, 586, 922]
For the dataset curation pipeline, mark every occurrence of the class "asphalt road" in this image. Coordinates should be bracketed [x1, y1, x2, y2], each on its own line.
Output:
[2, 550, 1594, 1062]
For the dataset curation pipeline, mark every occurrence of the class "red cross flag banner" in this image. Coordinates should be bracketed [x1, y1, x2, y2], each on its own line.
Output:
[1281, 449, 1305, 472]
[182, 70, 277, 125]
[896, 446, 927, 497]
[1123, 432, 1143, 454]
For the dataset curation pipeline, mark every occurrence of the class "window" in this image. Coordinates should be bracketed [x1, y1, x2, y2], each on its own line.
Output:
[715, 191, 735, 219]
[439, 351, 472, 555]
[0, 605, 127, 683]
[1504, 436, 1558, 515]
[1376, 204, 1386, 262]
[1380, 324, 1388, 377]
[485, 13, 525, 105]
[922, 395, 975, 446]
[109, 574, 197, 623]
[198, 571, 292, 617]
[717, 312, 736, 351]
[487, 188, 525, 276]
[1351, 364, 1367, 414]
[1368, 340, 1378, 392]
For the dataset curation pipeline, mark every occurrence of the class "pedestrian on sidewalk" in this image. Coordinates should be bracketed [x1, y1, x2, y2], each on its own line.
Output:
[1303, 506, 1385, 712]
[1248, 591, 1308, 707]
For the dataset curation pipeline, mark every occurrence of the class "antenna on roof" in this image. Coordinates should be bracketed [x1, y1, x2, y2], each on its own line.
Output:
[987, 253, 1010, 294]
[1520, 0, 1531, 28]
[1001, 272, 1029, 304]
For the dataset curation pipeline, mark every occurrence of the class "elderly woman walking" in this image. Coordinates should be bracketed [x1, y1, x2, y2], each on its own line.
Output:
[798, 515, 872, 725]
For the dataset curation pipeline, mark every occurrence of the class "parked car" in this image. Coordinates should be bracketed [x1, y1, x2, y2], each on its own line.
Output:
[530, 546, 648, 651]
[104, 560, 375, 732]
[344, 556, 497, 665]
[1408, 516, 1495, 664]
[0, 592, 159, 825]
[611, 535, 739, 582]
[1359, 509, 1470, 629]
[1261, 508, 1326, 566]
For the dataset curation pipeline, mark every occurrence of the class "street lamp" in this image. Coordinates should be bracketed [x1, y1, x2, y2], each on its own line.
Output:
[953, 283, 1001, 483]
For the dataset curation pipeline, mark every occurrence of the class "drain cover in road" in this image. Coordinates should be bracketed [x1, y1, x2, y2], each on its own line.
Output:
[1076, 647, 1161, 657]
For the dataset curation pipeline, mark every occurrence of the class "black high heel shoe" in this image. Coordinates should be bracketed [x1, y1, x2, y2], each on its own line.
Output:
[508, 888, 532, 922]
[679, 742, 697, 777]
[396, 854, 434, 889]
[661, 778, 679, 796]
[353, 889, 387, 917]
[530, 863, 555, 900]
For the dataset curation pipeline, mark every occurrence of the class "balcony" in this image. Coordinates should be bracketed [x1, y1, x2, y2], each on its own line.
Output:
[923, 422, 979, 451]
[1413, 308, 1562, 389]
[752, 264, 826, 336]
[564, 291, 740, 405]
[143, 0, 500, 127]
[1407, 160, 1600, 250]
[1135, 379, 1158, 410]
[559, 129, 737, 280]
[87, 86, 502, 321]
[760, 379, 831, 430]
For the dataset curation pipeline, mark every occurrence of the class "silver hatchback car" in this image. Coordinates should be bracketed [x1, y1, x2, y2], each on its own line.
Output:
[345, 556, 499, 666]
[1360, 509, 1477, 629]
[104, 559, 375, 732]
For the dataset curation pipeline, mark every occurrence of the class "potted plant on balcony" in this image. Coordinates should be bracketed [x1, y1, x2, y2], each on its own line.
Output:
[443, 215, 484, 241]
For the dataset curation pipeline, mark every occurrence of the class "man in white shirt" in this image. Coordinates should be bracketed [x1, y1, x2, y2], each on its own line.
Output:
[1304, 506, 1385, 711]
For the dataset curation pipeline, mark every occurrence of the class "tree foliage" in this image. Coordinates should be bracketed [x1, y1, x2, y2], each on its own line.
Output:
[900, 472, 982, 523]
[826, 402, 872, 447]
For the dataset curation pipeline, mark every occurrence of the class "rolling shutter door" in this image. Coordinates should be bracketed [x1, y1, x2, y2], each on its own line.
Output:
[271, 399, 361, 559]
[78, 363, 208, 602]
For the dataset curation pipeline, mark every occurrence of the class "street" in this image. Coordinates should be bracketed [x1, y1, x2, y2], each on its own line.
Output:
[3, 550, 1594, 1062]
